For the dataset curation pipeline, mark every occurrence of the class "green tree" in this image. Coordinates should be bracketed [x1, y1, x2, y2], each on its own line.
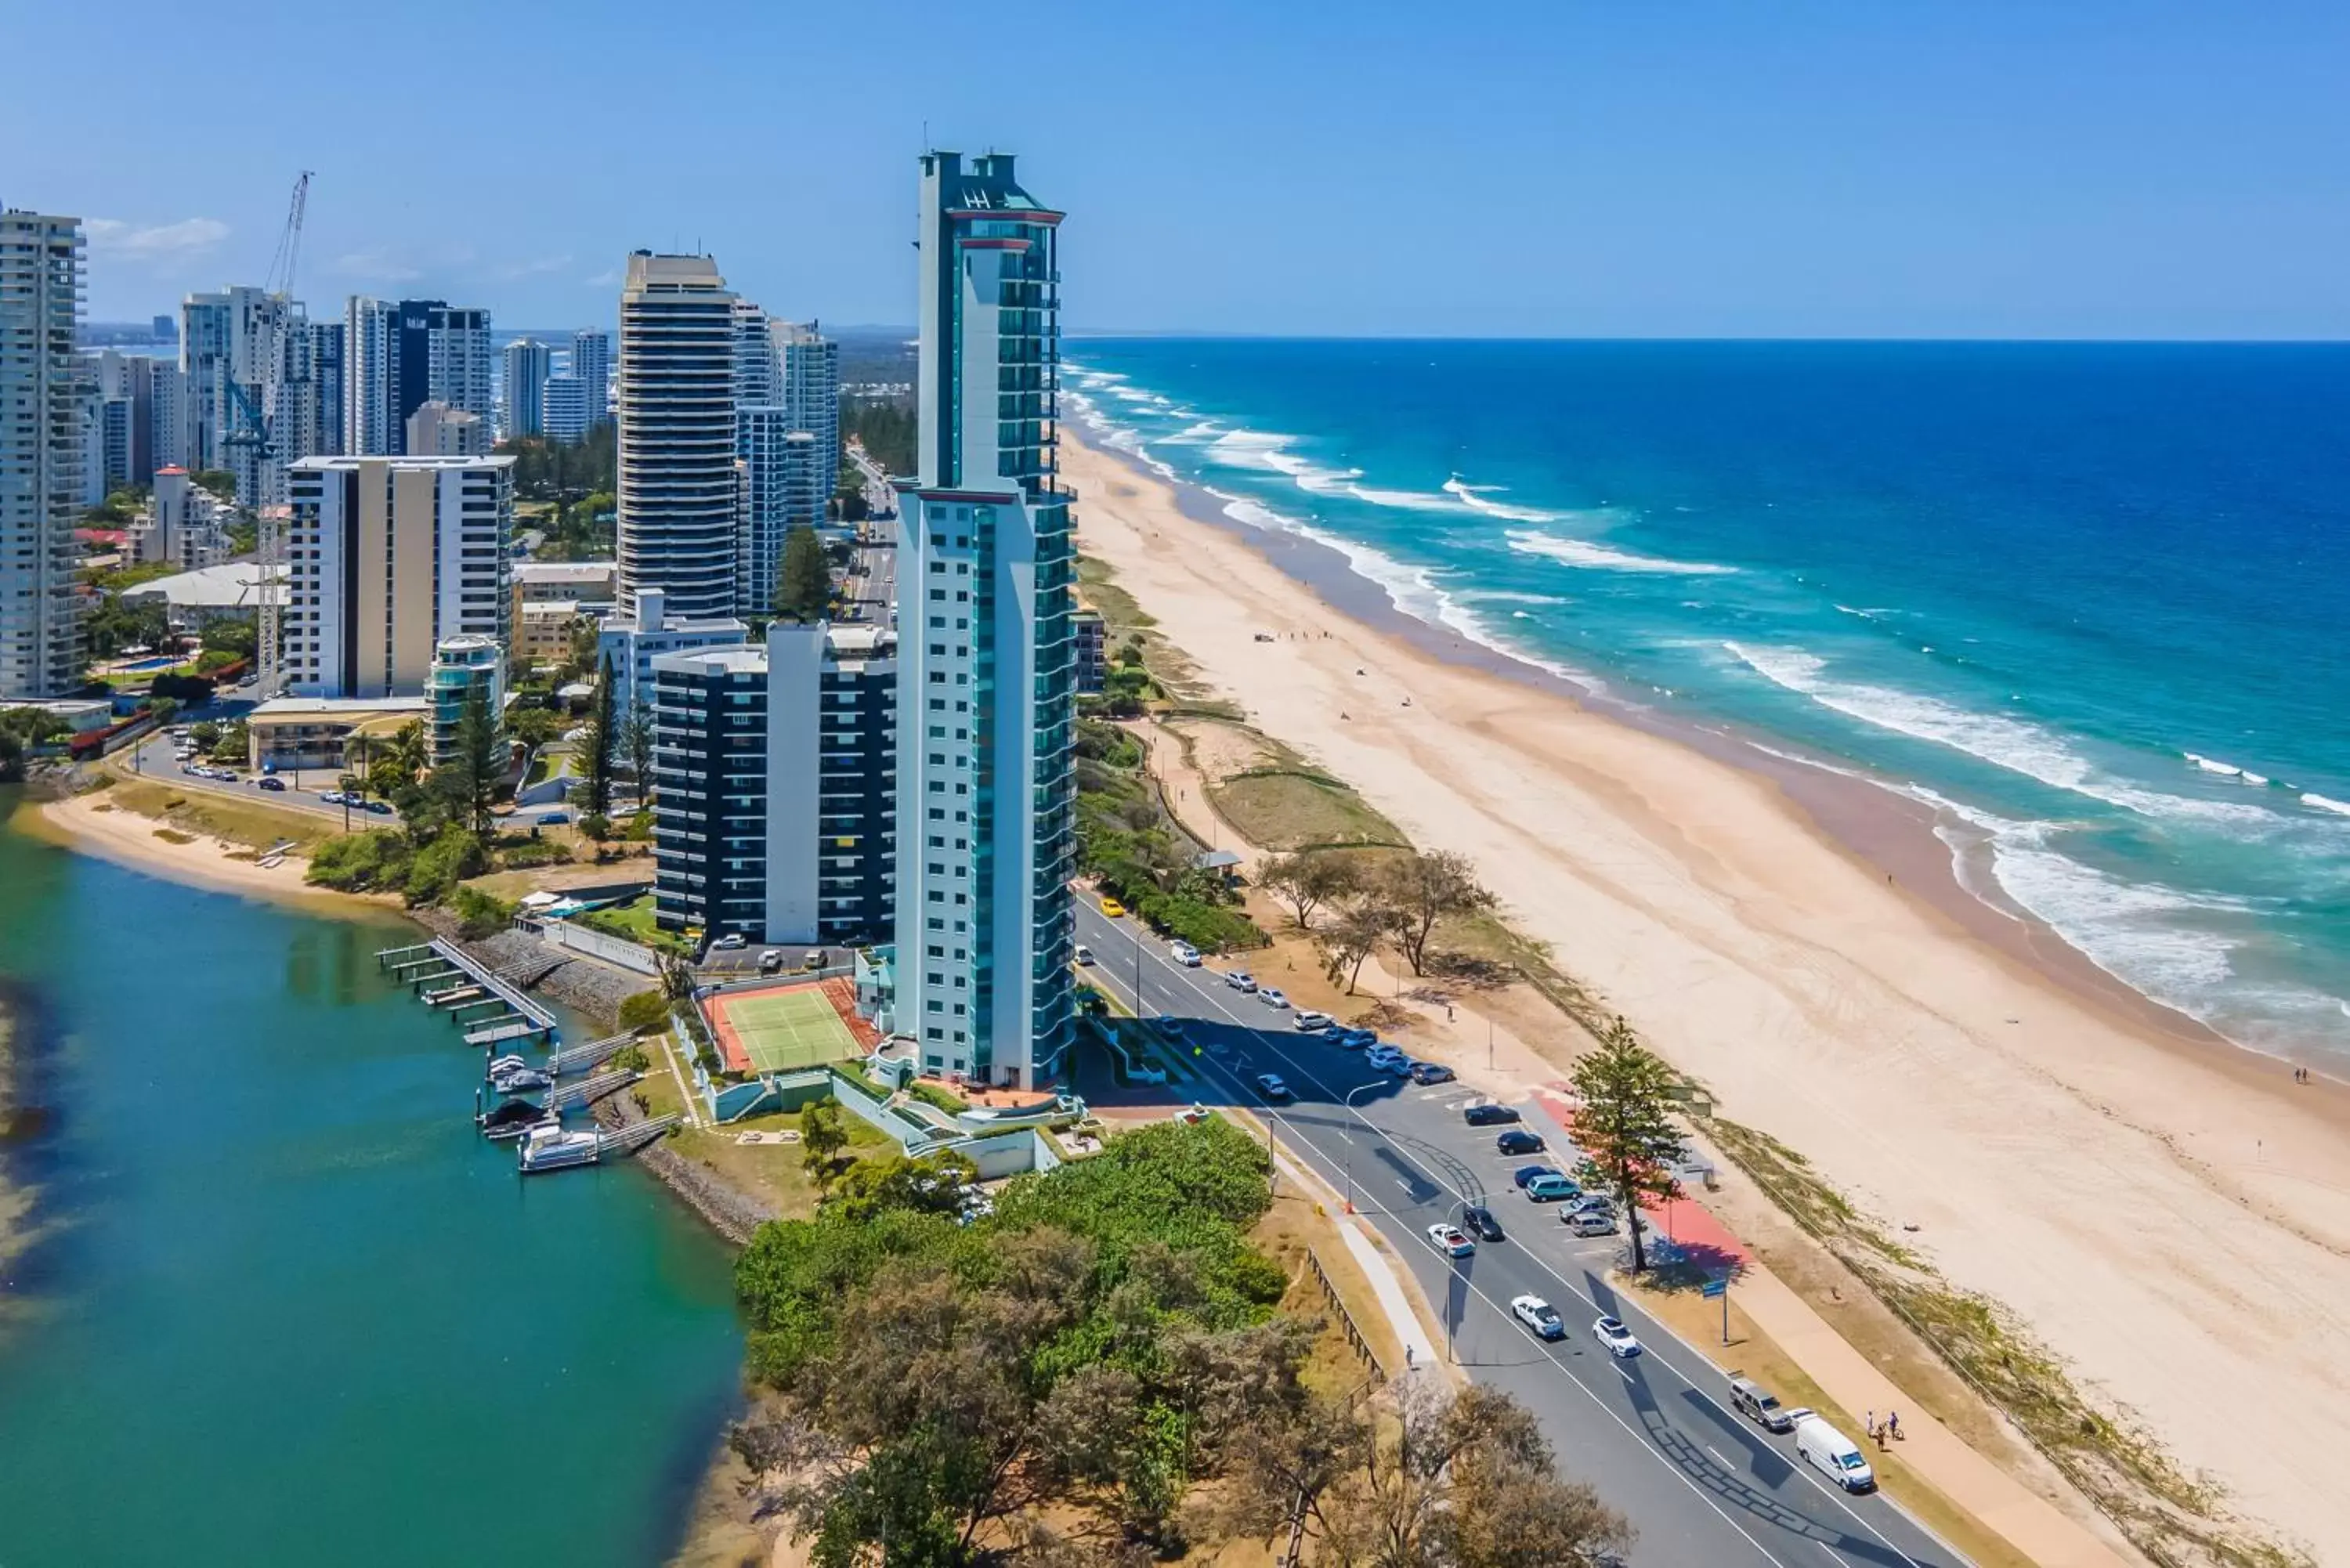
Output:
[0, 707, 71, 783]
[1318, 900, 1389, 995]
[617, 699, 655, 796]
[1259, 851, 1361, 931]
[428, 688, 502, 841]
[580, 653, 617, 819]
[508, 704, 562, 751]
[1565, 1017, 1687, 1274]
[200, 620, 258, 659]
[774, 525, 831, 622]
[190, 470, 237, 500]
[800, 1100, 849, 1186]
[1378, 850, 1495, 974]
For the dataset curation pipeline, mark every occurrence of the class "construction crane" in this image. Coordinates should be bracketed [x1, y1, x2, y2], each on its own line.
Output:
[237, 170, 311, 699]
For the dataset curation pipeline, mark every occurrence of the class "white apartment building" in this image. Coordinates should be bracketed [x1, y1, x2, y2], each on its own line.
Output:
[774, 320, 839, 500]
[736, 412, 823, 612]
[542, 374, 591, 441]
[283, 454, 514, 698]
[891, 152, 1076, 1088]
[570, 329, 611, 422]
[342, 297, 494, 455]
[135, 466, 234, 569]
[406, 399, 488, 456]
[501, 337, 551, 439]
[616, 252, 739, 620]
[594, 585, 746, 717]
[0, 209, 87, 698]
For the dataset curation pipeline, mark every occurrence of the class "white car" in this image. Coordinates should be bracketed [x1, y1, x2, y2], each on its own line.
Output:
[1169, 941, 1202, 966]
[1365, 1045, 1404, 1068]
[1074, 945, 1096, 966]
[1259, 987, 1290, 1009]
[1426, 1223, 1475, 1259]
[1224, 970, 1257, 992]
[1511, 1295, 1566, 1340]
[711, 933, 747, 950]
[1592, 1315, 1643, 1358]
[1292, 1010, 1334, 1031]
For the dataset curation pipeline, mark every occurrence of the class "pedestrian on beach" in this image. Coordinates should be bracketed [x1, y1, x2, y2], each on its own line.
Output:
[1865, 1410, 1875, 1440]
[1889, 1410, 1901, 1440]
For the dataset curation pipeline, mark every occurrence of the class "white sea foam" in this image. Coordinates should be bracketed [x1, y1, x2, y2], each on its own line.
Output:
[1990, 844, 2241, 995]
[2304, 793, 2350, 818]
[1208, 490, 1596, 691]
[1155, 420, 1224, 445]
[1444, 475, 1565, 522]
[1508, 529, 1737, 576]
[1722, 643, 2283, 831]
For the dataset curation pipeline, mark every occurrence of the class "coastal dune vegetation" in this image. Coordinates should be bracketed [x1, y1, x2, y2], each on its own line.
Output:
[725, 1114, 1634, 1567]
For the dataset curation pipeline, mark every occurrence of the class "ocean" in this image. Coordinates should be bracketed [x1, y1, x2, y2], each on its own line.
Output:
[1063, 338, 2350, 1069]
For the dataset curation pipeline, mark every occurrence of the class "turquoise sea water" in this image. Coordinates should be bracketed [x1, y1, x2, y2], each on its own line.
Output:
[0, 809, 744, 1566]
[1066, 339, 2350, 1068]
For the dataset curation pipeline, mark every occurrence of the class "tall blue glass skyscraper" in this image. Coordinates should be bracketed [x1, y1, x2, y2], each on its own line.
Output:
[891, 152, 1076, 1089]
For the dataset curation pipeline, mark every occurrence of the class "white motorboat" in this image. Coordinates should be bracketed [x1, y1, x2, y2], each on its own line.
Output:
[517, 1122, 601, 1172]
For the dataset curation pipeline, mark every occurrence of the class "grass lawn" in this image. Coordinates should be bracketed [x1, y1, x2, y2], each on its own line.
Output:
[578, 892, 660, 938]
[96, 776, 334, 851]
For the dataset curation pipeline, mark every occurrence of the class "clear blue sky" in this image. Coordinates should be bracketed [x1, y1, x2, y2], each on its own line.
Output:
[9, 0, 2347, 338]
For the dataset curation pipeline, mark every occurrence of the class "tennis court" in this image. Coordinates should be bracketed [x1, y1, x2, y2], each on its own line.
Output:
[705, 981, 862, 1074]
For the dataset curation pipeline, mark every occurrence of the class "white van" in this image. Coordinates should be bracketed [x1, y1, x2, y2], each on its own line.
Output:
[1788, 1410, 1875, 1492]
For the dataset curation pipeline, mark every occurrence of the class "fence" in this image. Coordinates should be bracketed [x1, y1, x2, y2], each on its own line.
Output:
[1305, 1248, 1387, 1384]
[514, 915, 661, 975]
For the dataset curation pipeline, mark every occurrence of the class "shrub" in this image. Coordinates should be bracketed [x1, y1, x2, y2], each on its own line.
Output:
[618, 989, 671, 1034]
[403, 826, 486, 906]
[305, 830, 410, 891]
[609, 1042, 651, 1071]
[496, 836, 569, 869]
[447, 883, 515, 940]
[1136, 892, 1266, 954]
[150, 671, 215, 704]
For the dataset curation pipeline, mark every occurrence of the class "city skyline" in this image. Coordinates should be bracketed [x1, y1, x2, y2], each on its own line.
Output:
[10, 2, 2350, 339]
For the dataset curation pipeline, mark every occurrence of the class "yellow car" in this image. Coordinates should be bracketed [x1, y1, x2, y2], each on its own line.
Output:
[1099, 897, 1126, 918]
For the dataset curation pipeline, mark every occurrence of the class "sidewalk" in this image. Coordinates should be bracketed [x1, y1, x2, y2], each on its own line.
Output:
[1729, 1262, 2134, 1568]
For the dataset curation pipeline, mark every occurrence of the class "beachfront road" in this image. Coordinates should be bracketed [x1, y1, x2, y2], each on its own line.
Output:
[1073, 898, 1971, 1568]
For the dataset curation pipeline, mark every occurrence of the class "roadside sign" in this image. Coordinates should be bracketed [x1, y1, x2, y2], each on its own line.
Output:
[1699, 1278, 1728, 1299]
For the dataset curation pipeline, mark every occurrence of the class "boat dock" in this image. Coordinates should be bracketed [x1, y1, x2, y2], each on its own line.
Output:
[545, 1032, 635, 1078]
[377, 939, 558, 1046]
[517, 1112, 682, 1173]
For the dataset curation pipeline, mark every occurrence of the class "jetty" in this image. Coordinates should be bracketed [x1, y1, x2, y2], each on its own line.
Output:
[545, 1031, 636, 1078]
[517, 1112, 681, 1173]
[376, 938, 557, 1047]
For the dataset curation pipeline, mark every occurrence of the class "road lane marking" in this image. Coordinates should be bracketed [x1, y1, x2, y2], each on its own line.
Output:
[1075, 904, 1945, 1568]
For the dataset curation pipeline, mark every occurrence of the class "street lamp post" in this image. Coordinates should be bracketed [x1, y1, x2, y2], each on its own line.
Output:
[1341, 1079, 1385, 1214]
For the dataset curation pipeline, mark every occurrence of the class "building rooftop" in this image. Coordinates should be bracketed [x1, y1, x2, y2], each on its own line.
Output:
[288, 453, 515, 472]
[512, 560, 615, 585]
[652, 645, 769, 676]
[121, 563, 285, 609]
[249, 695, 432, 721]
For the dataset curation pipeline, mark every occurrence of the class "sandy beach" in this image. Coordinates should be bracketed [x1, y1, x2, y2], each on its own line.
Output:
[1062, 425, 2350, 1559]
[19, 792, 348, 909]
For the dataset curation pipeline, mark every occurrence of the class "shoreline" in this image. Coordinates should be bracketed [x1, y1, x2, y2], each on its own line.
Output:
[16, 789, 385, 917]
[1062, 420, 2350, 1558]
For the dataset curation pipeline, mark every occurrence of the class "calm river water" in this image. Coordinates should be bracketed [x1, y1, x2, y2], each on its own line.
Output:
[0, 799, 745, 1566]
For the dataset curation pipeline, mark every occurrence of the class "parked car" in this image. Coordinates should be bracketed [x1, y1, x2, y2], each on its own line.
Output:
[535, 811, 569, 826]
[1258, 987, 1289, 1009]
[1099, 897, 1126, 918]
[759, 950, 785, 974]
[1293, 1010, 1334, 1031]
[256, 776, 287, 792]
[712, 933, 747, 950]
[1496, 1129, 1545, 1156]
[1408, 1061, 1455, 1085]
[1425, 1223, 1475, 1259]
[1567, 1209, 1618, 1237]
[1169, 940, 1201, 966]
[1461, 1204, 1504, 1241]
[1511, 1294, 1566, 1340]
[1254, 1073, 1293, 1104]
[1462, 1102, 1519, 1127]
[1224, 970, 1257, 993]
[1337, 1028, 1379, 1050]
[1592, 1315, 1643, 1358]
[1512, 1164, 1560, 1189]
[1791, 1410, 1875, 1492]
[1524, 1173, 1579, 1203]
[1380, 1054, 1415, 1077]
[319, 790, 342, 804]
[364, 800, 393, 815]
[1728, 1375, 1797, 1434]
[1074, 945, 1096, 966]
